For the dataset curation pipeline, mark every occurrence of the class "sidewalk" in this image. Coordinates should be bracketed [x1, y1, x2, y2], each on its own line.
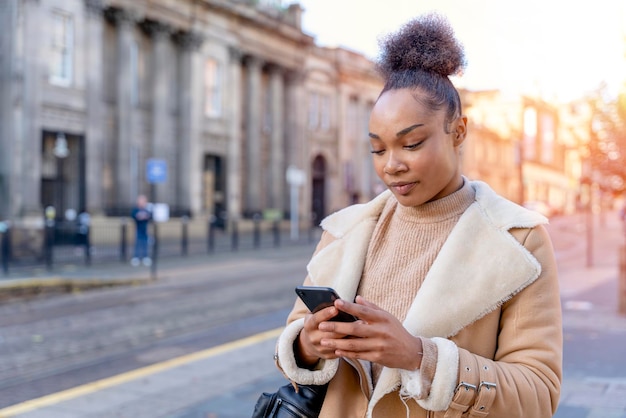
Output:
[0, 230, 322, 300]
[0, 224, 321, 281]
[549, 211, 626, 418]
[0, 212, 625, 418]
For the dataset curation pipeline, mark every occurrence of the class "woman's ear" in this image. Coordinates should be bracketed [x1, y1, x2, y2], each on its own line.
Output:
[453, 115, 468, 146]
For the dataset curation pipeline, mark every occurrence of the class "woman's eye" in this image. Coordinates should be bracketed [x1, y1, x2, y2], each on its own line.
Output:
[404, 141, 423, 150]
[370, 149, 385, 156]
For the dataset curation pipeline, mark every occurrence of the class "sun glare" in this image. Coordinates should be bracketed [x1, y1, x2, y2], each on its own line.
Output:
[296, 0, 626, 102]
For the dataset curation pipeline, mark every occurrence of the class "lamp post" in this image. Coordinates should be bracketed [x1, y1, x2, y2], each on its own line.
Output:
[53, 132, 70, 219]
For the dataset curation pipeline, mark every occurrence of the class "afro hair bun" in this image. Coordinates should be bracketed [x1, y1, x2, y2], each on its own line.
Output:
[377, 12, 466, 80]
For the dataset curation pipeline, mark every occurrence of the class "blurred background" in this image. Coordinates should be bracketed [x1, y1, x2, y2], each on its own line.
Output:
[1, 1, 626, 417]
[1, 0, 625, 237]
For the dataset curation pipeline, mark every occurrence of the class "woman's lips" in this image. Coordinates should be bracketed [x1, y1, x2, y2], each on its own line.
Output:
[390, 182, 416, 195]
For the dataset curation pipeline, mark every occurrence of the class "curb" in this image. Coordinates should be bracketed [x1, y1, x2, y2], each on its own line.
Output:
[0, 276, 154, 301]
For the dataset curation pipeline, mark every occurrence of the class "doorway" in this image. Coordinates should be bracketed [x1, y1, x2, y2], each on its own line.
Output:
[203, 154, 226, 225]
[311, 155, 326, 227]
[40, 131, 85, 219]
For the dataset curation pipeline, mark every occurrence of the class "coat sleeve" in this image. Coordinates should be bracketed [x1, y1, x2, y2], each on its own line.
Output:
[434, 225, 562, 417]
[275, 231, 341, 385]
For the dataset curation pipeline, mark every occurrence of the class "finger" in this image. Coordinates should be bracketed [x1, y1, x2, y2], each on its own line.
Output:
[354, 295, 382, 309]
[321, 335, 372, 354]
[299, 324, 343, 360]
[311, 306, 341, 324]
[334, 299, 380, 322]
[318, 319, 357, 334]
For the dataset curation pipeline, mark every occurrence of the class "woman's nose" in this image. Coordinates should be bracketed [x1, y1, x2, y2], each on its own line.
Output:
[383, 153, 406, 175]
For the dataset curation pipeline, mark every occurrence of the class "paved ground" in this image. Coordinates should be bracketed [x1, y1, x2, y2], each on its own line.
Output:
[551, 211, 626, 418]
[0, 211, 625, 418]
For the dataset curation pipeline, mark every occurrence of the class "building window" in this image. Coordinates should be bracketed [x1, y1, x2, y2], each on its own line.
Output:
[204, 58, 222, 117]
[308, 93, 319, 129]
[308, 92, 331, 131]
[50, 11, 73, 86]
[540, 114, 555, 164]
[346, 96, 359, 139]
[320, 95, 330, 131]
[523, 107, 537, 160]
[258, 0, 282, 6]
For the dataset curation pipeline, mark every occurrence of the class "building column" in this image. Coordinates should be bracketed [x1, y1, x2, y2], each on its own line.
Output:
[20, 0, 44, 215]
[84, 0, 104, 213]
[285, 70, 307, 217]
[175, 30, 203, 216]
[0, 1, 14, 218]
[107, 7, 135, 208]
[268, 64, 285, 211]
[244, 55, 263, 215]
[359, 97, 376, 200]
[226, 46, 243, 220]
[142, 20, 171, 204]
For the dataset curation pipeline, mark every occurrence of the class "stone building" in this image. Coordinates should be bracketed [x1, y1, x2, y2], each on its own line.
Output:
[461, 89, 523, 203]
[304, 46, 381, 222]
[1, 0, 585, 232]
[461, 89, 577, 215]
[0, 0, 383, 226]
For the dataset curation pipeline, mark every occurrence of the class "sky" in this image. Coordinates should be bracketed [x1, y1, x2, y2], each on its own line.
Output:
[293, 0, 626, 102]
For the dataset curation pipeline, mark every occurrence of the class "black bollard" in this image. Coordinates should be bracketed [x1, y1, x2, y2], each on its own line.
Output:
[253, 215, 261, 248]
[231, 220, 239, 251]
[1, 224, 9, 275]
[120, 220, 128, 262]
[273, 220, 280, 247]
[44, 220, 54, 271]
[150, 222, 158, 279]
[207, 217, 215, 253]
[84, 228, 91, 266]
[181, 216, 189, 256]
[77, 210, 91, 266]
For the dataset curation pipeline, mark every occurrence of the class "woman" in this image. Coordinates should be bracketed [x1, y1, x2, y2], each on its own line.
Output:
[275, 13, 562, 418]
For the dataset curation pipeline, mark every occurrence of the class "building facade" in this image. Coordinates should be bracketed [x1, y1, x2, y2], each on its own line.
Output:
[0, 0, 382, 226]
[1, 0, 593, 230]
[462, 89, 582, 216]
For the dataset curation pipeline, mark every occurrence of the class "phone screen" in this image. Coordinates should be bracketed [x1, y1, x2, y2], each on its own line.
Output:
[295, 286, 357, 322]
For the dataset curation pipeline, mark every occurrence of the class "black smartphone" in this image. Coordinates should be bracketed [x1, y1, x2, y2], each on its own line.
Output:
[295, 286, 358, 322]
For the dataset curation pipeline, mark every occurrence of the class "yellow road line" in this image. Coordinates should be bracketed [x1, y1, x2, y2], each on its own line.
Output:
[0, 327, 283, 417]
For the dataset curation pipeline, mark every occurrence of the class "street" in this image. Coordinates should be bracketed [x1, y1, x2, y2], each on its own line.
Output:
[0, 211, 625, 417]
[0, 242, 318, 412]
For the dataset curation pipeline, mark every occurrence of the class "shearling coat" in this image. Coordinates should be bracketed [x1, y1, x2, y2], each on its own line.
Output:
[276, 180, 562, 418]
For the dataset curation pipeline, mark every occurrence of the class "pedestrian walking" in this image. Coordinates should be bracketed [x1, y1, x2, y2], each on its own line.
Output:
[271, 13, 562, 418]
[131, 194, 152, 267]
[76, 209, 91, 246]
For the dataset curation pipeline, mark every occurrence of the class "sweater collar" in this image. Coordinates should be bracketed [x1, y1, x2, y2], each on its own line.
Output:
[394, 179, 475, 224]
[321, 179, 548, 238]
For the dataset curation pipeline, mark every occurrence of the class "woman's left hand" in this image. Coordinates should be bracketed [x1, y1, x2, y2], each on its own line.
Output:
[318, 296, 423, 370]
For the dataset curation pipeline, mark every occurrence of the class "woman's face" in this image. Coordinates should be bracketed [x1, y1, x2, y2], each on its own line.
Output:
[368, 88, 467, 207]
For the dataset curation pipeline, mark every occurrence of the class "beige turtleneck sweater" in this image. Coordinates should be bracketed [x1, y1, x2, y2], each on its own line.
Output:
[357, 180, 475, 385]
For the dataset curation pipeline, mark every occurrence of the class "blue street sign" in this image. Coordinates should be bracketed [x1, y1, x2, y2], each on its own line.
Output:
[147, 159, 167, 184]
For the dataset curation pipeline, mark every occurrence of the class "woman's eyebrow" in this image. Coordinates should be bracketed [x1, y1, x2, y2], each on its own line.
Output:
[369, 123, 425, 140]
[396, 123, 424, 137]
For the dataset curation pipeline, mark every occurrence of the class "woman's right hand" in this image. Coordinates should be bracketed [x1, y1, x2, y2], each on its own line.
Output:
[296, 306, 351, 368]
